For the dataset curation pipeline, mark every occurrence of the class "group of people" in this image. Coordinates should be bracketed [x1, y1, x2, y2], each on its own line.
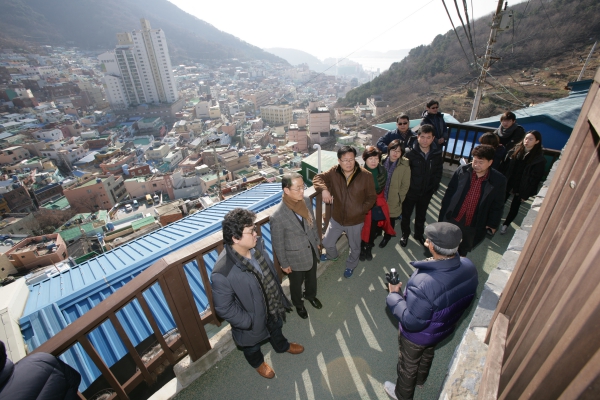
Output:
[209, 104, 547, 400]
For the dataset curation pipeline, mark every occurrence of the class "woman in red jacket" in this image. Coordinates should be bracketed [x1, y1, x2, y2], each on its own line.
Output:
[360, 146, 395, 261]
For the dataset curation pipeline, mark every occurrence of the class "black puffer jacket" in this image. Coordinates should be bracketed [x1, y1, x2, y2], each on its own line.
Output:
[211, 238, 291, 347]
[0, 341, 81, 400]
[421, 111, 448, 142]
[504, 150, 546, 200]
[404, 140, 444, 198]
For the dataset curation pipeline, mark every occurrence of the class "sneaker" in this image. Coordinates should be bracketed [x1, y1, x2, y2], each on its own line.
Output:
[344, 268, 354, 278]
[320, 254, 339, 262]
[500, 225, 508, 235]
[384, 381, 398, 399]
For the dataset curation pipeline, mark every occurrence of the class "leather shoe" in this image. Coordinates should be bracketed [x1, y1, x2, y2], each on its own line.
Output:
[379, 236, 391, 248]
[296, 306, 308, 319]
[287, 343, 304, 354]
[415, 236, 426, 247]
[307, 297, 322, 309]
[399, 236, 408, 247]
[256, 362, 275, 379]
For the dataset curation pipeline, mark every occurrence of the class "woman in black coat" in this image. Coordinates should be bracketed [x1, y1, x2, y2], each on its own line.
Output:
[499, 130, 546, 235]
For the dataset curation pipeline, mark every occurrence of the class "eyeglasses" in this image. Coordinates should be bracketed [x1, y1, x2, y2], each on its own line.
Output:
[340, 158, 355, 163]
[289, 184, 307, 192]
[242, 225, 258, 236]
[397, 122, 408, 125]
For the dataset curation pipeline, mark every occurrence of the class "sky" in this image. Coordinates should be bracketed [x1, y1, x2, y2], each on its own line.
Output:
[167, 0, 516, 61]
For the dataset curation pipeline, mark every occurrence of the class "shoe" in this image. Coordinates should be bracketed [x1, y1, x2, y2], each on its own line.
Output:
[256, 362, 275, 379]
[320, 254, 338, 262]
[379, 236, 391, 248]
[399, 236, 408, 247]
[307, 297, 322, 309]
[384, 381, 398, 399]
[296, 306, 308, 319]
[344, 268, 354, 278]
[365, 245, 373, 261]
[286, 342, 304, 354]
[415, 236, 426, 247]
[359, 241, 367, 261]
[500, 225, 508, 235]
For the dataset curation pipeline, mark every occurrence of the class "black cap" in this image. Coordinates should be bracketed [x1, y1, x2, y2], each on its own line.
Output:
[425, 222, 462, 249]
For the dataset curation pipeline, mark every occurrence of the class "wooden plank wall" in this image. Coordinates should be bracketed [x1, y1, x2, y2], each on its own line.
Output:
[484, 69, 600, 399]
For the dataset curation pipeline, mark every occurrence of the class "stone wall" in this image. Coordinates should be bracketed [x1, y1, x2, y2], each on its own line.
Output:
[438, 158, 560, 399]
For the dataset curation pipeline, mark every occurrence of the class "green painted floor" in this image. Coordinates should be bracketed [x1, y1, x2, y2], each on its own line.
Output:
[174, 178, 528, 400]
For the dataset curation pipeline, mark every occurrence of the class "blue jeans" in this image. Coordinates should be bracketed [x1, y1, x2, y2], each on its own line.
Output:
[241, 317, 290, 368]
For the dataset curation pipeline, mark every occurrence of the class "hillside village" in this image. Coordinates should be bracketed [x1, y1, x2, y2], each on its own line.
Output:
[0, 19, 390, 283]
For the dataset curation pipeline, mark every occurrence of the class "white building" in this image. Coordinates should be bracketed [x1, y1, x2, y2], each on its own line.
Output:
[99, 18, 179, 110]
[194, 101, 210, 118]
[33, 128, 64, 141]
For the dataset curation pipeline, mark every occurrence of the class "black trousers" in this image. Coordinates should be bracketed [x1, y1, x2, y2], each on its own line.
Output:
[289, 250, 318, 308]
[504, 193, 523, 226]
[241, 317, 290, 368]
[401, 191, 435, 239]
[383, 216, 401, 240]
[395, 333, 436, 400]
[445, 219, 478, 256]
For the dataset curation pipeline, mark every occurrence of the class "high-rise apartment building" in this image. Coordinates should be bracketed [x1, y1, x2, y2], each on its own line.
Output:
[99, 19, 178, 110]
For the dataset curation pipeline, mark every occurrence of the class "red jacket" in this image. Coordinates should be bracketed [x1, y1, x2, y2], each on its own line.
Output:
[361, 191, 396, 242]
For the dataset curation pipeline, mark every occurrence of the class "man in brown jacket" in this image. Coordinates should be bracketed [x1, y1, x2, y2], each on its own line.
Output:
[312, 146, 377, 278]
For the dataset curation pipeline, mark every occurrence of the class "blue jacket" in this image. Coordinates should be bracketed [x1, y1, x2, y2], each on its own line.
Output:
[376, 129, 416, 154]
[421, 111, 448, 141]
[386, 255, 478, 347]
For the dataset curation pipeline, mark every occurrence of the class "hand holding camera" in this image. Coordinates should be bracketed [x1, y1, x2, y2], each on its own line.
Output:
[386, 268, 400, 285]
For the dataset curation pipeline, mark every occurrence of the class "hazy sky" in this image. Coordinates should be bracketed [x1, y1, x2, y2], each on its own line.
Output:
[167, 0, 514, 60]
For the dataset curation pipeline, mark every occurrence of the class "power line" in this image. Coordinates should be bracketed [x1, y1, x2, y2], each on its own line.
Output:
[441, 0, 476, 67]
[454, 0, 477, 61]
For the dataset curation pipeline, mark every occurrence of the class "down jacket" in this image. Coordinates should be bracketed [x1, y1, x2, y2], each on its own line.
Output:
[503, 150, 546, 200]
[404, 139, 444, 198]
[312, 162, 377, 226]
[386, 255, 478, 347]
[0, 341, 81, 400]
[421, 111, 448, 142]
[211, 238, 291, 347]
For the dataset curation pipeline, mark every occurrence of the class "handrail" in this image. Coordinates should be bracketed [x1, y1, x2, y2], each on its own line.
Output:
[32, 186, 326, 400]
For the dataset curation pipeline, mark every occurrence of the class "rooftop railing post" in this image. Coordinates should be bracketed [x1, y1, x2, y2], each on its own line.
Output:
[159, 265, 211, 362]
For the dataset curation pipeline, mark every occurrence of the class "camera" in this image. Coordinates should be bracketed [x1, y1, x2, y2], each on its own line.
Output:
[386, 268, 400, 285]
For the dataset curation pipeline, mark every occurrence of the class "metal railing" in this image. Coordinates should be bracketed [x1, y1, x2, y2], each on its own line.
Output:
[32, 187, 329, 400]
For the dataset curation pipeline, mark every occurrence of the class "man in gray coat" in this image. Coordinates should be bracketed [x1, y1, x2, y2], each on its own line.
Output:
[211, 208, 304, 379]
[271, 173, 322, 319]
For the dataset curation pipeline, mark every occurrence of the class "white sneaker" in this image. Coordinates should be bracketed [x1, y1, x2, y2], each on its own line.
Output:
[384, 381, 398, 399]
[500, 225, 508, 235]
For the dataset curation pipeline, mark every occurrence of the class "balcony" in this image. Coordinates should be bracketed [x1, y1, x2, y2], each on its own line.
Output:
[25, 122, 576, 399]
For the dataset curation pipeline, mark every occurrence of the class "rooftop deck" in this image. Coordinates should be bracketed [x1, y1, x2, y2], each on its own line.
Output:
[167, 177, 522, 400]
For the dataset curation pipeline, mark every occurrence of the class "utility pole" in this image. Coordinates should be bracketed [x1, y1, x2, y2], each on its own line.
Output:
[207, 139, 223, 201]
[577, 41, 598, 81]
[470, 0, 510, 121]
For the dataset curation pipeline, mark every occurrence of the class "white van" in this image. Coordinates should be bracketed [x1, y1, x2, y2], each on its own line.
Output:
[153, 194, 160, 203]
[132, 199, 139, 208]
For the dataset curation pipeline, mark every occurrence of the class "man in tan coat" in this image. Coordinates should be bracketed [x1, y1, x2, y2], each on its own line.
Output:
[312, 146, 377, 278]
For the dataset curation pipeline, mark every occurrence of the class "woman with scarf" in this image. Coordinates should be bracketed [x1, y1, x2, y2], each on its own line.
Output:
[360, 146, 395, 261]
[499, 130, 546, 235]
[379, 139, 411, 248]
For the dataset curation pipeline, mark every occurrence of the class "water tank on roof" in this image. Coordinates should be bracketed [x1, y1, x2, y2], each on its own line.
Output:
[47, 243, 57, 251]
[11, 175, 17, 182]
[255, 154, 260, 160]
[107, 223, 115, 231]
[242, 177, 247, 183]
[122, 164, 129, 175]
[96, 178, 102, 183]
[293, 151, 297, 157]
[278, 168, 284, 175]
[257, 161, 262, 169]
[238, 152, 244, 157]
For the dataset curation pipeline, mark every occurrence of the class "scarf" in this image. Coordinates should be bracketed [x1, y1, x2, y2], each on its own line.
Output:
[383, 157, 399, 200]
[282, 192, 312, 227]
[365, 165, 386, 194]
[231, 245, 286, 321]
[496, 123, 519, 139]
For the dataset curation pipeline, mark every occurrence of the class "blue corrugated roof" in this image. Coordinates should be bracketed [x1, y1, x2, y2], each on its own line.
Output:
[20, 183, 283, 392]
[466, 82, 589, 150]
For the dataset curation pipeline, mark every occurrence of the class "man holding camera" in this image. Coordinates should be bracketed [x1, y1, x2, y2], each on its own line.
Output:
[384, 222, 478, 400]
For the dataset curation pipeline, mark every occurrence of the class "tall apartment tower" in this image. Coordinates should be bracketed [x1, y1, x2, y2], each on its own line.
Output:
[99, 18, 178, 109]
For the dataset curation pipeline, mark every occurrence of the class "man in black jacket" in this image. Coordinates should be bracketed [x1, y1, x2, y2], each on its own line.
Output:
[439, 145, 507, 256]
[211, 208, 304, 379]
[376, 114, 416, 153]
[400, 125, 444, 247]
[0, 340, 81, 400]
[420, 100, 448, 145]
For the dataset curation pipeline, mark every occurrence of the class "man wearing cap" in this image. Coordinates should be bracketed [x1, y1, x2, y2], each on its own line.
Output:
[384, 222, 478, 400]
